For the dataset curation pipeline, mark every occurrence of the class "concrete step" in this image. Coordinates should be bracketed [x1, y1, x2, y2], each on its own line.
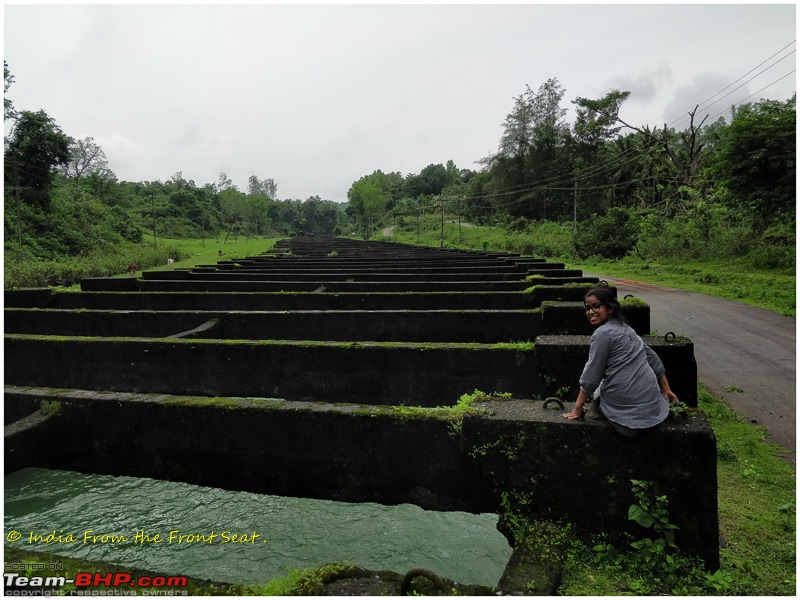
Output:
[4, 334, 541, 406]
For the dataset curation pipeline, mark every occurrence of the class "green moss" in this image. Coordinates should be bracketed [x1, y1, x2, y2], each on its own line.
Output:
[161, 396, 285, 410]
[251, 563, 360, 595]
[619, 296, 649, 309]
[39, 400, 62, 415]
[389, 390, 511, 435]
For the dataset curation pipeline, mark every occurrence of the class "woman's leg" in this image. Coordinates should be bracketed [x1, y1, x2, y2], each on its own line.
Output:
[609, 421, 640, 437]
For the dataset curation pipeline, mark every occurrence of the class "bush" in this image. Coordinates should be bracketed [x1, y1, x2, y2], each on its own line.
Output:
[744, 224, 795, 271]
[573, 207, 639, 259]
[4, 242, 183, 288]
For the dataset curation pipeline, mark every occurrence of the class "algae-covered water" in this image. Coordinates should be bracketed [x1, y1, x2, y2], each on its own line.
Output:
[3, 468, 512, 586]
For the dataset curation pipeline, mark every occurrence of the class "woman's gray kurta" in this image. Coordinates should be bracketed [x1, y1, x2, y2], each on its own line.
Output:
[579, 319, 669, 429]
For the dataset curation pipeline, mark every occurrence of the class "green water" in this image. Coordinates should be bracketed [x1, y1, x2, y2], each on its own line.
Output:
[3, 468, 512, 586]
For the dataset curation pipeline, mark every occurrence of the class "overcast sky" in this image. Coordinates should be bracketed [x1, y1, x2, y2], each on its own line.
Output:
[4, 3, 796, 203]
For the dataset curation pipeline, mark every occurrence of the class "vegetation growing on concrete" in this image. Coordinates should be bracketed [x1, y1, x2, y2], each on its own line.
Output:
[619, 295, 648, 309]
[251, 562, 362, 595]
[161, 396, 286, 410]
[389, 390, 512, 435]
[39, 400, 62, 415]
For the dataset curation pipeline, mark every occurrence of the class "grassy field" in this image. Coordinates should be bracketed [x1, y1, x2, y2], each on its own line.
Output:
[143, 236, 281, 272]
[80, 236, 282, 285]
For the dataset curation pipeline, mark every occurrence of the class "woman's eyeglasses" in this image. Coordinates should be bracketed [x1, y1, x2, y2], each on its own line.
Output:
[584, 302, 604, 312]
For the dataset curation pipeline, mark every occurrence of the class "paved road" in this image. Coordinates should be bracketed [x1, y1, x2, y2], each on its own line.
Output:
[585, 273, 796, 462]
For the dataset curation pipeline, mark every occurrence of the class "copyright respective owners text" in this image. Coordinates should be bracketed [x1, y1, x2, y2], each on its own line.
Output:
[6, 529, 265, 545]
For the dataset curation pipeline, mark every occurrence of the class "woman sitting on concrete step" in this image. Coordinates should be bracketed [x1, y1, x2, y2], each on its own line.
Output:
[562, 286, 678, 436]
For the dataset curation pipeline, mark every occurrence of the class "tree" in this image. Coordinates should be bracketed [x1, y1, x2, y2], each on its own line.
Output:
[572, 90, 631, 151]
[62, 136, 111, 181]
[219, 188, 248, 242]
[4, 60, 16, 121]
[418, 163, 450, 196]
[714, 95, 796, 225]
[5, 110, 71, 211]
[217, 172, 234, 192]
[479, 78, 569, 218]
[247, 175, 278, 199]
[263, 177, 278, 200]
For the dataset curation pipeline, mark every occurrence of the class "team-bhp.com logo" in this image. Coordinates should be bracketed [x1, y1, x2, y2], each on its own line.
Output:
[4, 570, 189, 596]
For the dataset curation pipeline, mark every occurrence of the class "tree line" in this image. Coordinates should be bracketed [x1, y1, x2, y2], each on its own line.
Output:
[3, 61, 346, 264]
[346, 77, 795, 268]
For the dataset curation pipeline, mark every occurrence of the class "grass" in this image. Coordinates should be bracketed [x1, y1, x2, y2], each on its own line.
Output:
[141, 236, 282, 273]
[58, 236, 282, 290]
[573, 255, 796, 318]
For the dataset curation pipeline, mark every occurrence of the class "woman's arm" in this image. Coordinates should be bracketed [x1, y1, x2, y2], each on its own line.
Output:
[563, 389, 589, 420]
[658, 374, 679, 403]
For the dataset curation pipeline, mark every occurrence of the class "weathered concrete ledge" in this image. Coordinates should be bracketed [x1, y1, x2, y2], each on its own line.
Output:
[540, 300, 650, 336]
[4, 335, 542, 405]
[80, 277, 598, 293]
[6, 289, 539, 311]
[5, 304, 651, 341]
[8, 284, 615, 312]
[5, 330, 694, 406]
[3, 387, 718, 569]
[4, 308, 542, 343]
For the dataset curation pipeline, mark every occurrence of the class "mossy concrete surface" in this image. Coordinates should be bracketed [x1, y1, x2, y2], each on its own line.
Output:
[5, 335, 541, 405]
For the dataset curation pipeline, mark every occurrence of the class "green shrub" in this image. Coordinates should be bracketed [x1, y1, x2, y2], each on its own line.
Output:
[573, 207, 639, 259]
[4, 242, 183, 288]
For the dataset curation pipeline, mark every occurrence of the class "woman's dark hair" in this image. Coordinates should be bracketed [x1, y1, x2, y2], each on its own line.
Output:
[584, 287, 626, 323]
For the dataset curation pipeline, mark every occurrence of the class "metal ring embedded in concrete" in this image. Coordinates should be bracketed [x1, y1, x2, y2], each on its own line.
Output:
[400, 568, 445, 595]
[664, 331, 677, 343]
[543, 397, 565, 410]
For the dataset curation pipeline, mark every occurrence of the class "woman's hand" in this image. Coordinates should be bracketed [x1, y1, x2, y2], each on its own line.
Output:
[663, 390, 679, 403]
[562, 409, 585, 420]
[658, 375, 678, 403]
[563, 390, 588, 420]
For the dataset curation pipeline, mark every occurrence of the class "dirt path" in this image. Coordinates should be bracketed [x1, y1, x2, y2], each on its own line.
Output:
[586, 273, 796, 462]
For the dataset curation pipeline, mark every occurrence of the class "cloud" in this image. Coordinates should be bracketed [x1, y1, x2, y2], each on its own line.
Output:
[4, 3, 795, 202]
[663, 73, 746, 128]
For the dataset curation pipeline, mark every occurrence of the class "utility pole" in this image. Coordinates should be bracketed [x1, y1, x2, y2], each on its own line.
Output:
[14, 162, 23, 261]
[439, 196, 444, 248]
[152, 192, 158, 249]
[458, 196, 462, 238]
[573, 179, 578, 237]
